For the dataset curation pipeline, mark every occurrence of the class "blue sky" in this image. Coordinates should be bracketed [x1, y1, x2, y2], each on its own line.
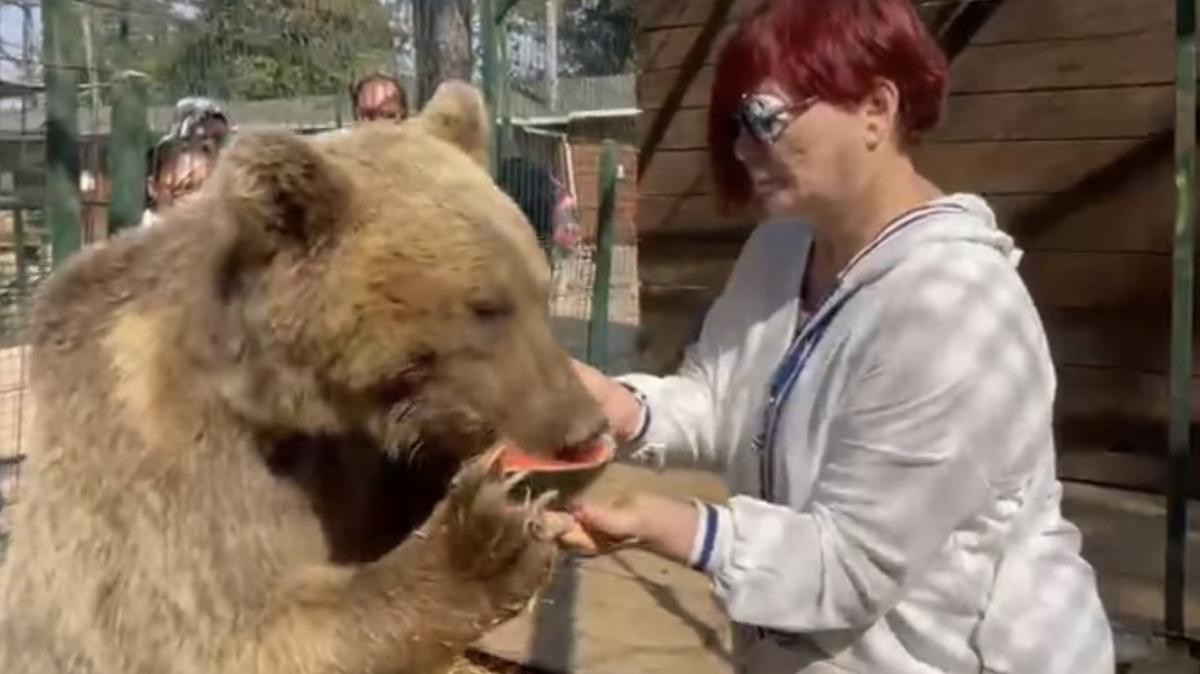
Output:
[0, 4, 41, 82]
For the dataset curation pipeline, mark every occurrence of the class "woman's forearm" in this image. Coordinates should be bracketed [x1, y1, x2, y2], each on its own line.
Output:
[634, 494, 702, 565]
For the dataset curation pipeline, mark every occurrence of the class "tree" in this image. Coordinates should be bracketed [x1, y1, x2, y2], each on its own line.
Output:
[412, 0, 473, 107]
[559, 0, 635, 77]
[144, 0, 395, 101]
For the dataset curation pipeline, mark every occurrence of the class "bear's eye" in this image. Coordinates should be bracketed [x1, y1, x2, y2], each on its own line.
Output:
[470, 299, 514, 321]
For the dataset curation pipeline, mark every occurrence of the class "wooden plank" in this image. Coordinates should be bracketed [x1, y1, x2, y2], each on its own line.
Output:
[951, 33, 1172, 94]
[934, 86, 1172, 142]
[1004, 160, 1178, 254]
[639, 150, 713, 197]
[634, 238, 740, 374]
[640, 24, 735, 73]
[638, 66, 715, 111]
[1056, 366, 1200, 424]
[1056, 453, 1196, 498]
[636, 285, 724, 374]
[640, 253, 739, 292]
[917, 139, 1145, 194]
[637, 0, 762, 31]
[1058, 452, 1168, 492]
[637, 0, 1175, 42]
[1039, 307, 1192, 375]
[639, 237, 743, 290]
[634, 1, 958, 68]
[1020, 250, 1169, 310]
[640, 0, 1174, 75]
[638, 0, 716, 30]
[637, 194, 759, 238]
[639, 107, 709, 152]
[637, 0, 947, 32]
[1052, 368, 1200, 492]
[636, 304, 710, 374]
[970, 0, 1173, 45]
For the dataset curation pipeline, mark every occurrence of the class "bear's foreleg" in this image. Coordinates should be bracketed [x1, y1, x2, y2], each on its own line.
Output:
[220, 454, 558, 674]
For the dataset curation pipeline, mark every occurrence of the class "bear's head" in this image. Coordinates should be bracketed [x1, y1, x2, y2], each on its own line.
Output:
[186, 81, 606, 463]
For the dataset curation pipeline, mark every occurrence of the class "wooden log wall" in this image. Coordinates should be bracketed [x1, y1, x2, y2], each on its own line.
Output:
[635, 0, 1197, 493]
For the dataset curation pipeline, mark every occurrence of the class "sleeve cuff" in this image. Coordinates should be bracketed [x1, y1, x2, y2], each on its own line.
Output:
[618, 382, 651, 444]
[688, 501, 732, 574]
[612, 375, 671, 470]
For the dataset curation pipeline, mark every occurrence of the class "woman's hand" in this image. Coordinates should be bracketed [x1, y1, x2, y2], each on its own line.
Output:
[554, 492, 702, 566]
[570, 359, 644, 443]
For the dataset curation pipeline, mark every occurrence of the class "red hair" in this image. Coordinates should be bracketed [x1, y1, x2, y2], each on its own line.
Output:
[708, 0, 948, 206]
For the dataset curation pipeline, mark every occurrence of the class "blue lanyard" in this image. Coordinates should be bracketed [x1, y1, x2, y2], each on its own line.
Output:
[752, 203, 968, 501]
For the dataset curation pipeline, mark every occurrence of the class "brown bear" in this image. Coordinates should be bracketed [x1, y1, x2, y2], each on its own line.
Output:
[0, 81, 606, 674]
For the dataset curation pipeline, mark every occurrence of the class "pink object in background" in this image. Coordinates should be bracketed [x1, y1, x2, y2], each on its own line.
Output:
[551, 179, 581, 250]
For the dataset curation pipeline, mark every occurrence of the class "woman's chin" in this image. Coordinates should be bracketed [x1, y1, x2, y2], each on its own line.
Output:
[758, 190, 802, 220]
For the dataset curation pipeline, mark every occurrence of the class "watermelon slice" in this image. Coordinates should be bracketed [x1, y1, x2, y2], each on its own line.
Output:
[496, 435, 615, 502]
[497, 436, 614, 473]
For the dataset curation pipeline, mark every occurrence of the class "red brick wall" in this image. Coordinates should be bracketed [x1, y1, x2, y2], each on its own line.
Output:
[568, 141, 638, 245]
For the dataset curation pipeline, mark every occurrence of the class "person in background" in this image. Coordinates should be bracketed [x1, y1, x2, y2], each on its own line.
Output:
[555, 1, 1114, 672]
[550, 175, 581, 251]
[172, 96, 233, 147]
[351, 72, 410, 123]
[140, 137, 218, 228]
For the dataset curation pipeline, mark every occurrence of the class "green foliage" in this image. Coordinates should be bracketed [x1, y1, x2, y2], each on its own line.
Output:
[497, 0, 636, 79]
[560, 0, 635, 77]
[94, 0, 396, 103]
[162, 0, 395, 101]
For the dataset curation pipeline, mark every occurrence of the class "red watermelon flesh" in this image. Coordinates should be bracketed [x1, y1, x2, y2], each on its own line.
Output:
[497, 436, 615, 474]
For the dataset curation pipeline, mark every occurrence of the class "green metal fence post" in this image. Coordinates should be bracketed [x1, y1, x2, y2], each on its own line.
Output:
[1166, 0, 1197, 639]
[12, 209, 28, 303]
[43, 0, 84, 267]
[108, 71, 150, 235]
[482, 0, 520, 176]
[586, 140, 618, 372]
[108, 0, 148, 236]
[481, 0, 499, 174]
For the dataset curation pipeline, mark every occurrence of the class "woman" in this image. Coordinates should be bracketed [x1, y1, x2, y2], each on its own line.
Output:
[562, 1, 1114, 672]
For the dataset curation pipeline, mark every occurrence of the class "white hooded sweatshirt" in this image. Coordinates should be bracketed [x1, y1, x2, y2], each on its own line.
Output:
[617, 194, 1113, 674]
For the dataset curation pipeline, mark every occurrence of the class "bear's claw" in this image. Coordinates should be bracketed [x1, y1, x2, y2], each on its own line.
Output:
[438, 451, 559, 588]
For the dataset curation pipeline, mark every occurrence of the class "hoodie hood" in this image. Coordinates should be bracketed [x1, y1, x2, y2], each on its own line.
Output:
[837, 192, 1021, 294]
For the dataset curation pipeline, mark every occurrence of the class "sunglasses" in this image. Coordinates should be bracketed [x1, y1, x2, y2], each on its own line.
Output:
[733, 93, 819, 146]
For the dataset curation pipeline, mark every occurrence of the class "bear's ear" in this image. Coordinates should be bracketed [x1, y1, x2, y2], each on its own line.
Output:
[415, 80, 491, 167]
[215, 132, 350, 249]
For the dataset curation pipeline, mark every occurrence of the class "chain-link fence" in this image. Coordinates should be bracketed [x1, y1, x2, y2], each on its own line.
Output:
[484, 0, 639, 372]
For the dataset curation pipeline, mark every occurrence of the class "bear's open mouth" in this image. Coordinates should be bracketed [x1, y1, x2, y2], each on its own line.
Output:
[496, 434, 615, 475]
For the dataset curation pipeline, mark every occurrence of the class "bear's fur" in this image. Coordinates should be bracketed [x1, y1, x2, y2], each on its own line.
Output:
[0, 81, 606, 674]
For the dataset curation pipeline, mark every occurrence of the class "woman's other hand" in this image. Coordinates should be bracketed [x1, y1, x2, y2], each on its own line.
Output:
[556, 493, 702, 565]
[570, 359, 644, 443]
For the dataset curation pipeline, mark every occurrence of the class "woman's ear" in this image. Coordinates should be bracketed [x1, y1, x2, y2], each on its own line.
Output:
[863, 77, 901, 151]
